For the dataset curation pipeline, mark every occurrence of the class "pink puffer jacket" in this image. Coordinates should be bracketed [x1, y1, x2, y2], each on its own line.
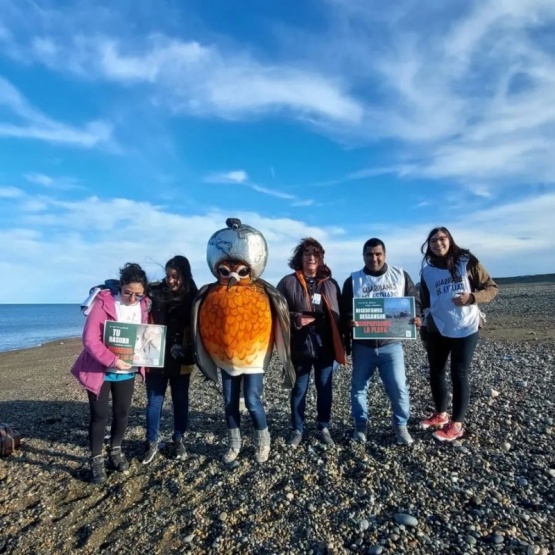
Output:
[70, 290, 149, 397]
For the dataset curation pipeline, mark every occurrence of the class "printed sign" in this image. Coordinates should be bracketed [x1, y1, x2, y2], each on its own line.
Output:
[353, 297, 416, 340]
[103, 321, 167, 367]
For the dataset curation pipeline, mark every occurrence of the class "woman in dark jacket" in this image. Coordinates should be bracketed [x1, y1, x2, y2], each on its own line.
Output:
[142, 256, 198, 464]
[277, 238, 346, 447]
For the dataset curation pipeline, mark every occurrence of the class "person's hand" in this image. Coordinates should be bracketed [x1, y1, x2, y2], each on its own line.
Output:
[115, 359, 132, 371]
[296, 314, 316, 327]
[349, 319, 357, 328]
[170, 344, 186, 360]
[410, 316, 422, 330]
[452, 292, 473, 306]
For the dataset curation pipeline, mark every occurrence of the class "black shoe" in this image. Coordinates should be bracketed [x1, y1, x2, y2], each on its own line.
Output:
[90, 455, 107, 484]
[142, 442, 158, 465]
[109, 446, 130, 474]
[173, 437, 187, 460]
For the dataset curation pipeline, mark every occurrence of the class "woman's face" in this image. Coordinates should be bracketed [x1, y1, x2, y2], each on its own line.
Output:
[166, 269, 183, 293]
[302, 247, 320, 277]
[120, 282, 145, 306]
[429, 231, 451, 257]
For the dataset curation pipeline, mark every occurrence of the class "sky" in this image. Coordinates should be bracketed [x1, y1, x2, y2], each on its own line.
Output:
[1, 0, 554, 303]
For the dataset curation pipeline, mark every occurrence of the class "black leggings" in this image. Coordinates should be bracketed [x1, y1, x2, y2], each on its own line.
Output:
[87, 379, 135, 456]
[427, 331, 479, 423]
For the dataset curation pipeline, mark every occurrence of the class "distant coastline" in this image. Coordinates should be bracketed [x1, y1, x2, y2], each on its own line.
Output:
[492, 273, 555, 285]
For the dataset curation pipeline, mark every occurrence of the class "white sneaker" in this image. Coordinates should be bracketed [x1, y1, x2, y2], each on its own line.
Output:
[222, 447, 240, 464]
[352, 427, 367, 443]
[395, 426, 414, 445]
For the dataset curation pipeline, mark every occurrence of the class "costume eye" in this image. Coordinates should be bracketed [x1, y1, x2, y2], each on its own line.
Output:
[237, 266, 250, 277]
[217, 265, 231, 277]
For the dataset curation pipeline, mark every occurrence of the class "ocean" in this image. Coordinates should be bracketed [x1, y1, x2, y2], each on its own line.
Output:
[0, 304, 84, 353]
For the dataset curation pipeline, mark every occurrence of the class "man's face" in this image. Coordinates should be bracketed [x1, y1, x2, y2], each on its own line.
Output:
[363, 245, 386, 272]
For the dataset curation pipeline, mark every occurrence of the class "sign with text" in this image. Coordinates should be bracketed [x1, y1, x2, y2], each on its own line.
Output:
[353, 296, 416, 340]
[103, 321, 167, 367]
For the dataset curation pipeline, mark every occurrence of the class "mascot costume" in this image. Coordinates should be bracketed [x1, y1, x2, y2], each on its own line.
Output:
[193, 218, 294, 463]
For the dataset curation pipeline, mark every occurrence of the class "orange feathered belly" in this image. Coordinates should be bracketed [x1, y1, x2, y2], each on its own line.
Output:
[199, 284, 273, 372]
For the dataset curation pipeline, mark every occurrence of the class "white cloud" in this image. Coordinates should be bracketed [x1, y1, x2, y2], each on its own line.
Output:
[205, 170, 304, 202]
[24, 173, 53, 186]
[0, 77, 113, 148]
[250, 184, 295, 200]
[0, 186, 24, 198]
[0, 190, 553, 302]
[205, 170, 249, 184]
[24, 172, 81, 190]
[4, 1, 555, 189]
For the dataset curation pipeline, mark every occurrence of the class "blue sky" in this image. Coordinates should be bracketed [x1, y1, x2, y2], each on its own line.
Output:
[1, 0, 554, 303]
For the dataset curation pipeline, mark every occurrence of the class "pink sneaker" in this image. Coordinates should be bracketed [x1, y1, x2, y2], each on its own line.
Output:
[433, 422, 464, 442]
[420, 413, 449, 430]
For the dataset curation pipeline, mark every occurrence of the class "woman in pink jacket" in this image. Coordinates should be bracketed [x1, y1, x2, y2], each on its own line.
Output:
[71, 263, 150, 484]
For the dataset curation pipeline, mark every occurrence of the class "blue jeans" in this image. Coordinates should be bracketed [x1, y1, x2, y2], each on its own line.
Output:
[291, 356, 334, 432]
[221, 371, 267, 430]
[145, 372, 191, 443]
[351, 341, 410, 427]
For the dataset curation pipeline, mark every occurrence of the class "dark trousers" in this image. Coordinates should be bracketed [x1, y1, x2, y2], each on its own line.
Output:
[145, 372, 191, 443]
[290, 356, 335, 432]
[87, 379, 135, 456]
[427, 331, 479, 423]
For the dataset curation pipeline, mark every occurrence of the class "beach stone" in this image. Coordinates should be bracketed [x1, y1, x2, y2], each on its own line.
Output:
[465, 535, 477, 546]
[184, 533, 195, 543]
[367, 546, 383, 555]
[226, 460, 240, 470]
[488, 533, 504, 545]
[394, 513, 418, 527]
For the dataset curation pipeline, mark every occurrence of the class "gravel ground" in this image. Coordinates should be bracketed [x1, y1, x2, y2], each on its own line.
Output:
[0, 283, 554, 555]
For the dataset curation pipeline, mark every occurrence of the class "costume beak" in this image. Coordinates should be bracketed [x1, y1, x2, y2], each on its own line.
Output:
[227, 272, 240, 289]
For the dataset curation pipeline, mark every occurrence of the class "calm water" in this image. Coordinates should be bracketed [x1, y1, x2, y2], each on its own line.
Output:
[0, 304, 84, 353]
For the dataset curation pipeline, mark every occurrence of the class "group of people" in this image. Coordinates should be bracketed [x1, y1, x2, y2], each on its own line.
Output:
[70, 227, 498, 484]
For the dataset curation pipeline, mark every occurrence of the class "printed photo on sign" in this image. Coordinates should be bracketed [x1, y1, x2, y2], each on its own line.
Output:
[353, 296, 416, 340]
[103, 321, 167, 367]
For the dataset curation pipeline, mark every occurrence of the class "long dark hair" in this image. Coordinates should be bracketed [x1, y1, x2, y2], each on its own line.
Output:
[421, 227, 478, 279]
[288, 237, 331, 280]
[119, 262, 148, 290]
[164, 255, 198, 300]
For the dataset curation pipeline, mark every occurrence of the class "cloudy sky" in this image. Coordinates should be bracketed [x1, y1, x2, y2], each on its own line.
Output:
[1, 0, 553, 303]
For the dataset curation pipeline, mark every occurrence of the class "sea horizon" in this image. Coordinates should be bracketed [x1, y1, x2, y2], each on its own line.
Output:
[0, 303, 84, 353]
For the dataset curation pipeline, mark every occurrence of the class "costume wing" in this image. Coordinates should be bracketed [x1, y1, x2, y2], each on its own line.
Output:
[259, 278, 295, 389]
[191, 283, 219, 383]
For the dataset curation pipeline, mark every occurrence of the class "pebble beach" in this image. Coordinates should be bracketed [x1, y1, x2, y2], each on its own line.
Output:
[1, 282, 554, 555]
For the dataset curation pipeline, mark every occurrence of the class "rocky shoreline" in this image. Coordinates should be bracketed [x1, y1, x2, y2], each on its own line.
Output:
[1, 282, 554, 554]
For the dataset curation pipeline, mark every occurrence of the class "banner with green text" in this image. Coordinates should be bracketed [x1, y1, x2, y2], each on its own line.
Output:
[103, 321, 167, 367]
[353, 297, 416, 340]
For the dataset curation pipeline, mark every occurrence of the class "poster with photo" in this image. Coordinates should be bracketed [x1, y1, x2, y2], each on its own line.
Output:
[103, 321, 167, 367]
[353, 297, 416, 340]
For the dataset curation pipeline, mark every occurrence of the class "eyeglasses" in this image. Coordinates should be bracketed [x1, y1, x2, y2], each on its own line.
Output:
[121, 291, 145, 301]
[303, 251, 320, 259]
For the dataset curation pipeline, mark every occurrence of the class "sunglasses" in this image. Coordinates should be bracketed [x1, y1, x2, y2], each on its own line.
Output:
[121, 291, 145, 301]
